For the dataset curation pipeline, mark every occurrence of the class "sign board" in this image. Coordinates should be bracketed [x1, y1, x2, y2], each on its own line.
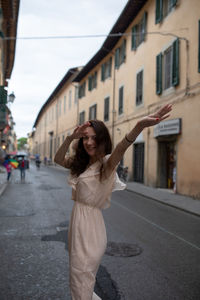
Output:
[154, 118, 181, 137]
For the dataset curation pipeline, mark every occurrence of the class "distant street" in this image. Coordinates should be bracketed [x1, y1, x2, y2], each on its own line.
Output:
[0, 163, 200, 300]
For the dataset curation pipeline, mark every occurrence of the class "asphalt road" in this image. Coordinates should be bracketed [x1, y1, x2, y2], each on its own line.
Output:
[0, 163, 200, 300]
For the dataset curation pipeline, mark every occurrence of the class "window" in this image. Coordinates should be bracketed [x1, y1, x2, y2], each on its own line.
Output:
[156, 38, 179, 95]
[155, 0, 177, 24]
[79, 111, 85, 124]
[64, 96, 66, 113]
[132, 12, 147, 50]
[74, 86, 78, 104]
[88, 72, 97, 91]
[115, 40, 126, 69]
[78, 82, 86, 99]
[104, 97, 110, 121]
[69, 90, 72, 109]
[62, 135, 65, 142]
[101, 58, 112, 81]
[118, 86, 124, 115]
[136, 70, 143, 106]
[89, 104, 97, 120]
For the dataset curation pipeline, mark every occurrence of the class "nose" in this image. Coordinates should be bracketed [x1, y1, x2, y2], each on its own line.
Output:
[87, 137, 93, 145]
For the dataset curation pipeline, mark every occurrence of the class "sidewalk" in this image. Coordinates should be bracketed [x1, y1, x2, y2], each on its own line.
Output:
[0, 166, 8, 197]
[126, 181, 200, 217]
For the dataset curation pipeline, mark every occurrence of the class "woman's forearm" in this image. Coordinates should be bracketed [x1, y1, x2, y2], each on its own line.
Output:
[106, 121, 144, 171]
[54, 135, 74, 167]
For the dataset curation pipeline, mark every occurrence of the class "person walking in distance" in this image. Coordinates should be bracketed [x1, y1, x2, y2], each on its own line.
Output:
[54, 104, 172, 300]
[19, 157, 26, 181]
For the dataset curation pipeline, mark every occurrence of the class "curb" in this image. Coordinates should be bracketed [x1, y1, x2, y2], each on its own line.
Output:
[126, 188, 200, 218]
[0, 182, 8, 197]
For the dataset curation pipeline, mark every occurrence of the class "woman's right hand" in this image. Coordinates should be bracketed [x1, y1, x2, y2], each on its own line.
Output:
[71, 122, 91, 139]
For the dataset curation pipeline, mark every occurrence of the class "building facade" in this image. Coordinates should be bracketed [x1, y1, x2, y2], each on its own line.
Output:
[0, 0, 19, 157]
[32, 0, 200, 198]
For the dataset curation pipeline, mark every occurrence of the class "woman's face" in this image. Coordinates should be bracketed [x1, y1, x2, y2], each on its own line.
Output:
[83, 126, 97, 157]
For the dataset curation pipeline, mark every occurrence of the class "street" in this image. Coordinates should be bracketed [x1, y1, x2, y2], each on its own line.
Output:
[0, 163, 200, 300]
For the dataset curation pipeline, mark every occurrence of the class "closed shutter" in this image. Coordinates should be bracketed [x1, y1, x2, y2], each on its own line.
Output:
[94, 72, 97, 88]
[142, 12, 147, 42]
[122, 39, 126, 63]
[155, 0, 163, 24]
[115, 48, 120, 69]
[156, 53, 163, 95]
[101, 64, 105, 81]
[131, 26, 137, 50]
[108, 57, 112, 77]
[88, 76, 92, 91]
[104, 97, 109, 121]
[0, 86, 7, 104]
[172, 38, 179, 86]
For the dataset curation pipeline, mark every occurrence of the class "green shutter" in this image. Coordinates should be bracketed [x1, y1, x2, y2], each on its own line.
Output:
[172, 38, 179, 86]
[94, 72, 97, 88]
[108, 57, 112, 77]
[142, 12, 147, 42]
[155, 0, 163, 24]
[0, 86, 7, 104]
[199, 20, 200, 73]
[88, 76, 92, 91]
[115, 48, 120, 69]
[156, 53, 162, 95]
[101, 64, 105, 81]
[131, 26, 137, 50]
[122, 39, 126, 62]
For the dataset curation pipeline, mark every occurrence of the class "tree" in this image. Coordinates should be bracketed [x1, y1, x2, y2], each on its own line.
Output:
[17, 137, 27, 150]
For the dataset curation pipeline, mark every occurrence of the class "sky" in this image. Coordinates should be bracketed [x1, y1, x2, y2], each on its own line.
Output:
[7, 0, 128, 138]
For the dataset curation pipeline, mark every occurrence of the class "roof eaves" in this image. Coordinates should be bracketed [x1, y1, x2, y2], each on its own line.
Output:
[73, 0, 147, 82]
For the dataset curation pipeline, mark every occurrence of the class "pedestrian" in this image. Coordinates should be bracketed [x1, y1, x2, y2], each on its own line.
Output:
[54, 103, 172, 300]
[19, 157, 26, 180]
[6, 163, 12, 181]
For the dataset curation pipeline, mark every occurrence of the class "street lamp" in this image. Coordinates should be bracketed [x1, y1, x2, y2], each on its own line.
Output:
[8, 92, 15, 103]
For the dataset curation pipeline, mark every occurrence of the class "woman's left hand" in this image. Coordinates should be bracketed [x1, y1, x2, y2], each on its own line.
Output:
[140, 103, 172, 128]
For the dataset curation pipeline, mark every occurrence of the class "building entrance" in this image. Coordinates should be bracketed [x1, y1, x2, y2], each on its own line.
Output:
[133, 143, 144, 183]
[158, 141, 176, 189]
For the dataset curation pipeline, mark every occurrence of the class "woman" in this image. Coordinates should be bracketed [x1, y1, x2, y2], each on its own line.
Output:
[54, 103, 172, 300]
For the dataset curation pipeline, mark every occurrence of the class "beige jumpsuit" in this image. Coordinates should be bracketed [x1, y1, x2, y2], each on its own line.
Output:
[68, 155, 126, 300]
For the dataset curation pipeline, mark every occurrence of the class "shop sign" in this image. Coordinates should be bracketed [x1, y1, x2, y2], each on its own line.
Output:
[154, 118, 181, 137]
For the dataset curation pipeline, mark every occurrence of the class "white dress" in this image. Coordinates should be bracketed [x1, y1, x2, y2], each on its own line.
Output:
[68, 155, 126, 300]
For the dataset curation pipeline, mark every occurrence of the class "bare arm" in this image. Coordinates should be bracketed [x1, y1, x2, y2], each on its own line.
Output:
[54, 135, 74, 168]
[54, 122, 91, 168]
[105, 104, 172, 173]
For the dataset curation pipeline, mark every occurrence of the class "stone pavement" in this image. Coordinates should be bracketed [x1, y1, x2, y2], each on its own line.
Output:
[126, 181, 200, 217]
[1, 164, 199, 217]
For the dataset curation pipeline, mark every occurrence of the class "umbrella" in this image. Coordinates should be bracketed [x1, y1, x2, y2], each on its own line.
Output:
[9, 159, 19, 169]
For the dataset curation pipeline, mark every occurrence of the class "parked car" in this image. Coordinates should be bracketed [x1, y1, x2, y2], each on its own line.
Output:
[13, 154, 29, 169]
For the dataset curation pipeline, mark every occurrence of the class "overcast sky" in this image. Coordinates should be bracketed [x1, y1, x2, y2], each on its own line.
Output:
[7, 0, 128, 138]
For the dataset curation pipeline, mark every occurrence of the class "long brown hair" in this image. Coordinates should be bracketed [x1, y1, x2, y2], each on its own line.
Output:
[70, 120, 112, 177]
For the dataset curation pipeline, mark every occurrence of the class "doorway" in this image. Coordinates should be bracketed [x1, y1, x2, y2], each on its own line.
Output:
[133, 143, 145, 183]
[158, 141, 176, 189]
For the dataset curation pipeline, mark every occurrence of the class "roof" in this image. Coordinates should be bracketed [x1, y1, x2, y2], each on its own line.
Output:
[1, 0, 20, 81]
[73, 0, 147, 82]
[33, 67, 81, 128]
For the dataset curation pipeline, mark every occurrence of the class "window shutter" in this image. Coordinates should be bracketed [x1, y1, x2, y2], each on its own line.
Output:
[122, 39, 126, 62]
[131, 26, 137, 50]
[88, 76, 92, 91]
[94, 72, 97, 88]
[0, 86, 7, 104]
[155, 0, 163, 24]
[115, 48, 120, 69]
[172, 38, 179, 86]
[101, 64, 105, 81]
[156, 53, 162, 95]
[198, 20, 200, 73]
[108, 57, 112, 77]
[142, 12, 147, 42]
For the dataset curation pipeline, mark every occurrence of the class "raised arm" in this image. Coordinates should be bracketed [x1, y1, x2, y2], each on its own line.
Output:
[54, 122, 91, 168]
[105, 104, 172, 173]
